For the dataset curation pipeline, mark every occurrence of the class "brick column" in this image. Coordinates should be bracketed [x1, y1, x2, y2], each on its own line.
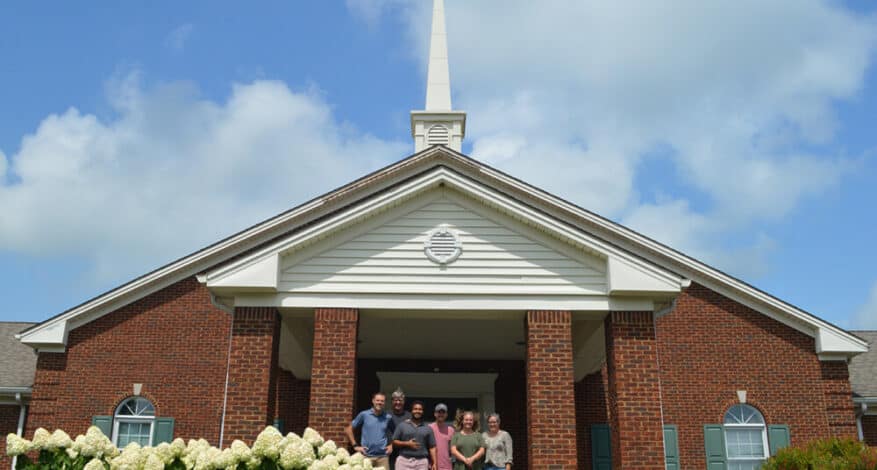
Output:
[605, 311, 665, 470]
[820, 361, 858, 438]
[223, 307, 280, 446]
[308, 308, 358, 445]
[526, 310, 578, 469]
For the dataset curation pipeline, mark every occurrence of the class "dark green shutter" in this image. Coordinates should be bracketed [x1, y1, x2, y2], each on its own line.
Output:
[591, 424, 612, 470]
[704, 425, 727, 470]
[91, 416, 112, 437]
[153, 417, 175, 444]
[663, 425, 679, 470]
[768, 425, 790, 456]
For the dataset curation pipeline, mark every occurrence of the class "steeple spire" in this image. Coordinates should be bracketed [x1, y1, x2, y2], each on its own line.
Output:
[411, 0, 466, 152]
[425, 0, 452, 110]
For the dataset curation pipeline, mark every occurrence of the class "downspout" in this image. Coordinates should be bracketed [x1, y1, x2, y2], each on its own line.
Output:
[218, 311, 235, 448]
[856, 402, 867, 442]
[12, 392, 26, 470]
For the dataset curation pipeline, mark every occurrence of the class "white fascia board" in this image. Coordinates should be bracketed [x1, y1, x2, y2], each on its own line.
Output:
[474, 164, 868, 355]
[235, 292, 655, 312]
[208, 253, 278, 293]
[207, 167, 686, 297]
[817, 327, 869, 355]
[607, 257, 681, 296]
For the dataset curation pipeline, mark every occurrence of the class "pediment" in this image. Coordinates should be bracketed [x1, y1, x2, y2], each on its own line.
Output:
[206, 168, 684, 303]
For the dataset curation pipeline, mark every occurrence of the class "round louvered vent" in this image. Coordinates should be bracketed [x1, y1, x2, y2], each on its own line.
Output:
[424, 224, 462, 264]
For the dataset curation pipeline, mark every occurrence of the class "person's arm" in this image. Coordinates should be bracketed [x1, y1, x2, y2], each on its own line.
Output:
[429, 446, 438, 470]
[450, 444, 468, 462]
[503, 431, 513, 469]
[347, 414, 364, 453]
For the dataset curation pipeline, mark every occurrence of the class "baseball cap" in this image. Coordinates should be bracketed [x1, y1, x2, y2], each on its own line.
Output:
[435, 403, 448, 412]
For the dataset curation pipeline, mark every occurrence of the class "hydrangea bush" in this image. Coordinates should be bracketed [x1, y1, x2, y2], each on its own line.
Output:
[6, 426, 373, 470]
[761, 437, 877, 470]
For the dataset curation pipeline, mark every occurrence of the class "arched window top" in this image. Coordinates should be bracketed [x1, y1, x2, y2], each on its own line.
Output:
[723, 404, 764, 426]
[115, 397, 155, 418]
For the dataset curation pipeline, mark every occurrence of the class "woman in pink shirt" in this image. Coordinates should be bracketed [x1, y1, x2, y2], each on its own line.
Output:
[428, 403, 455, 470]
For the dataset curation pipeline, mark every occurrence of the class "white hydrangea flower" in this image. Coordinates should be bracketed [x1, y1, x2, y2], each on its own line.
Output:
[317, 440, 337, 458]
[307, 461, 329, 470]
[6, 433, 33, 456]
[252, 426, 283, 460]
[144, 452, 164, 470]
[110, 441, 145, 470]
[81, 426, 118, 459]
[66, 447, 80, 459]
[47, 429, 73, 450]
[347, 452, 364, 465]
[31, 428, 50, 450]
[337, 465, 352, 470]
[153, 442, 174, 465]
[230, 439, 252, 462]
[278, 435, 317, 469]
[321, 454, 340, 468]
[302, 428, 324, 448]
[361, 457, 373, 469]
[335, 447, 350, 463]
[84, 458, 107, 470]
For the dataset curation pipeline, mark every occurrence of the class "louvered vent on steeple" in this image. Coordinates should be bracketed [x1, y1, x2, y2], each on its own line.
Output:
[427, 125, 450, 146]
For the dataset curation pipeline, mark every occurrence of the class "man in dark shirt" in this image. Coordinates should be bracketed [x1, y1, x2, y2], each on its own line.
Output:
[387, 387, 412, 469]
[392, 401, 437, 470]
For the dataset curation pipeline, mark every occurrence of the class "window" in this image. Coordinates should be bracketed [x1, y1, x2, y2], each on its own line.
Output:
[112, 397, 155, 447]
[723, 404, 768, 470]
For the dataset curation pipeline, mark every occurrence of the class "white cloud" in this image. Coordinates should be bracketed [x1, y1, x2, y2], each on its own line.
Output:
[164, 23, 194, 52]
[852, 282, 877, 329]
[0, 73, 406, 282]
[351, 0, 877, 277]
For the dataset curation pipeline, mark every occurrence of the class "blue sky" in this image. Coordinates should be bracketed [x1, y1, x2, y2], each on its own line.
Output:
[0, 1, 875, 330]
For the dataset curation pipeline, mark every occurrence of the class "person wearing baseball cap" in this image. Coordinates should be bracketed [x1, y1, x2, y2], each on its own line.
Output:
[428, 403, 455, 470]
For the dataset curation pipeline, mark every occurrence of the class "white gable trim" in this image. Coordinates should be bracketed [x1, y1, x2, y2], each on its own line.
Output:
[205, 167, 685, 299]
[18, 147, 867, 356]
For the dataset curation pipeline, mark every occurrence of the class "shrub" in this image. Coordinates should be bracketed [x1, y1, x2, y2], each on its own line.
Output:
[7, 426, 371, 470]
[762, 437, 877, 470]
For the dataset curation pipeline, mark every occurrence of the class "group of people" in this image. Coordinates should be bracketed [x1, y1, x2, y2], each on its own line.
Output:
[344, 389, 513, 470]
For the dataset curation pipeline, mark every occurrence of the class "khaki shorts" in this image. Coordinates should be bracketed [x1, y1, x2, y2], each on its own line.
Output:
[367, 456, 390, 469]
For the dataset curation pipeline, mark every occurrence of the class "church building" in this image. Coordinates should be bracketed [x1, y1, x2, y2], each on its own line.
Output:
[2, 1, 872, 469]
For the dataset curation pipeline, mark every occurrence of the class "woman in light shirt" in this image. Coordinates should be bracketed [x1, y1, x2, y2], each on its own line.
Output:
[482, 413, 512, 470]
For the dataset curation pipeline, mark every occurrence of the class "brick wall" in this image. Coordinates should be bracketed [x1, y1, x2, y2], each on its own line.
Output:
[605, 311, 664, 470]
[275, 368, 310, 435]
[863, 415, 877, 446]
[26, 277, 231, 445]
[575, 366, 609, 469]
[308, 308, 358, 446]
[656, 283, 854, 468]
[355, 358, 528, 467]
[526, 310, 577, 469]
[820, 361, 857, 437]
[1, 404, 23, 469]
[223, 307, 280, 446]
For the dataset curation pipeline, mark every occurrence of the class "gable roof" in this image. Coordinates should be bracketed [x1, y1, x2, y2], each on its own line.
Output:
[0, 322, 37, 391]
[851, 331, 877, 400]
[17, 146, 868, 357]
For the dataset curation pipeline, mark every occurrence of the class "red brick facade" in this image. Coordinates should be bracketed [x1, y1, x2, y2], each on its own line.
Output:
[656, 283, 857, 468]
[223, 307, 280, 446]
[575, 367, 609, 469]
[16, 275, 863, 469]
[863, 415, 877, 446]
[275, 368, 311, 435]
[26, 277, 231, 444]
[308, 308, 358, 446]
[605, 311, 665, 470]
[525, 310, 578, 469]
[1, 404, 23, 469]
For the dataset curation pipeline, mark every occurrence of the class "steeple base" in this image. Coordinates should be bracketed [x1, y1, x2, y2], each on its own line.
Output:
[411, 111, 466, 153]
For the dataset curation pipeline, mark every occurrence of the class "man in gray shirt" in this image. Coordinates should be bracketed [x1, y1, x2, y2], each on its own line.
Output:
[392, 401, 437, 470]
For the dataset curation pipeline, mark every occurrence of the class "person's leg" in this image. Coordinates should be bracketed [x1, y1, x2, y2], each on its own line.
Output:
[413, 458, 429, 470]
[369, 456, 390, 470]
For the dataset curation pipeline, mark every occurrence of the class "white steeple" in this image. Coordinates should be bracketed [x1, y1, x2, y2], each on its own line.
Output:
[411, 0, 466, 153]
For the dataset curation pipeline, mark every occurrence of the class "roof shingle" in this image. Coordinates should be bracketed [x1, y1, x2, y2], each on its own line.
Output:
[0, 322, 37, 389]
[850, 331, 877, 399]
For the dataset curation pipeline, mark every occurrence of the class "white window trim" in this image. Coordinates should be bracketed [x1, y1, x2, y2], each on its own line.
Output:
[723, 404, 769, 468]
[112, 397, 156, 447]
[111, 417, 155, 447]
